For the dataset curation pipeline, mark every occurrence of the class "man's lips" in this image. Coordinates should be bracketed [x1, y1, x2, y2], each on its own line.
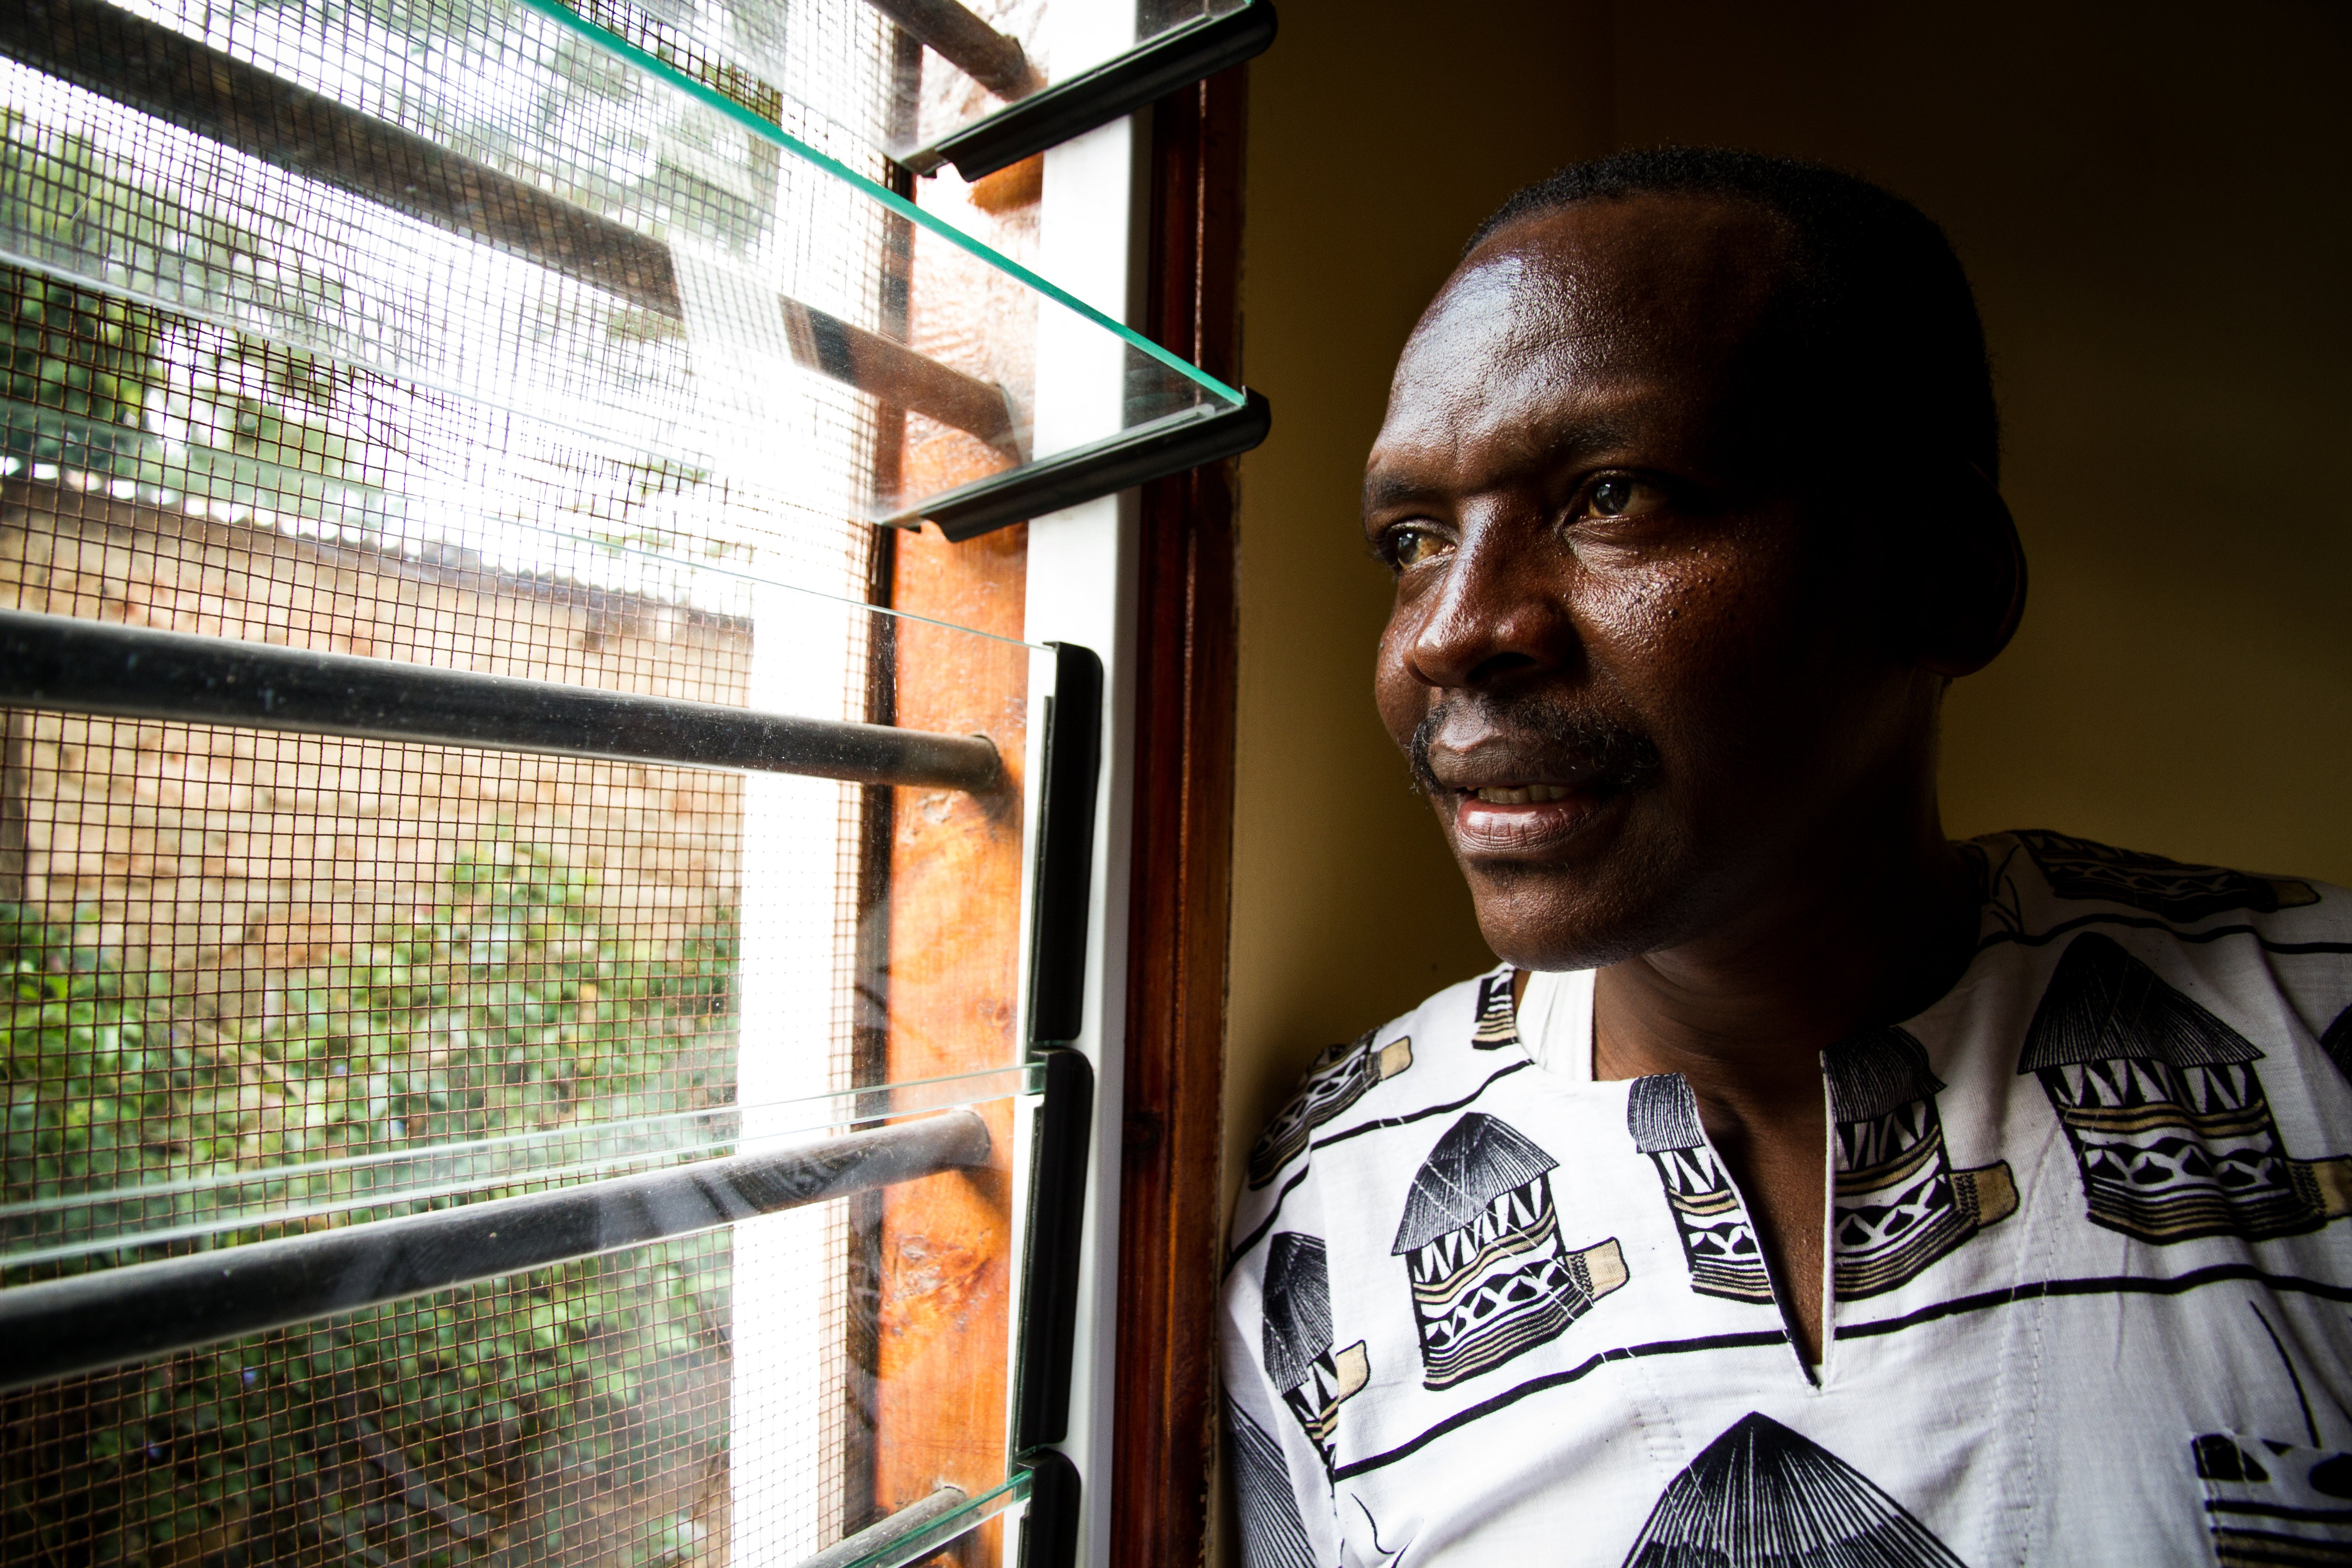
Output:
[1408, 696, 1661, 857]
[1437, 775, 1625, 855]
[1463, 782, 1579, 805]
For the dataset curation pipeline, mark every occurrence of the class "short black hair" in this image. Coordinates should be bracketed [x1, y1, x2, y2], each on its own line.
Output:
[1468, 147, 2000, 486]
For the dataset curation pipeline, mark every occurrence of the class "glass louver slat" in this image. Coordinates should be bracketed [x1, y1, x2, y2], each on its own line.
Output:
[0, 0, 1260, 543]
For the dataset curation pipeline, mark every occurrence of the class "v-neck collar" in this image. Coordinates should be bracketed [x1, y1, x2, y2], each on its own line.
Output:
[1513, 964, 1840, 1387]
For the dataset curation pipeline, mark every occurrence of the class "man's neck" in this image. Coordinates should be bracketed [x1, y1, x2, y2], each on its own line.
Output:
[1564, 808, 1981, 1366]
[1587, 817, 1979, 1098]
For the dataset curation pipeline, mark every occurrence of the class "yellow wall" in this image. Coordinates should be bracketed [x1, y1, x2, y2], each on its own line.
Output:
[1604, 1, 2352, 882]
[1222, 6, 2351, 1547]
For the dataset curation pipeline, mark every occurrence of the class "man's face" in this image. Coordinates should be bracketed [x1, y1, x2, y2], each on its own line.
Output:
[1367, 195, 1936, 970]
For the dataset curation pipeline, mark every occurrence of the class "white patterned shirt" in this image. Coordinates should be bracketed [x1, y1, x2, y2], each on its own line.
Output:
[1221, 831, 2352, 1566]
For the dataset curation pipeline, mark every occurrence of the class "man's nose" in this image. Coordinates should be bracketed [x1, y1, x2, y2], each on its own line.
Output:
[1404, 519, 1582, 691]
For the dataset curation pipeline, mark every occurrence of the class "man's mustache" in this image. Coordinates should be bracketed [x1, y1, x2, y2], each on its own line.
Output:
[1409, 695, 1662, 798]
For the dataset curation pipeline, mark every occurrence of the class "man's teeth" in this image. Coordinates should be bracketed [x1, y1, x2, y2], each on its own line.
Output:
[1473, 784, 1573, 805]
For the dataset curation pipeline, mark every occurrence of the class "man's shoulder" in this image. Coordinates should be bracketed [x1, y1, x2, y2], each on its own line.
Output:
[1965, 828, 2352, 941]
[1964, 829, 2352, 1088]
[1238, 966, 1512, 1199]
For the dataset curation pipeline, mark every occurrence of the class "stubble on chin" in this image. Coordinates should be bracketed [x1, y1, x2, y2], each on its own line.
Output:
[1452, 796, 1700, 972]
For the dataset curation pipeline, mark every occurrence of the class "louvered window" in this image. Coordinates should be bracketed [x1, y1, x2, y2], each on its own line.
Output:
[0, 0, 1266, 1562]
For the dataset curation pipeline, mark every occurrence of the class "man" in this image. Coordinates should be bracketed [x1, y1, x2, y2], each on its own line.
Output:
[1221, 147, 2352, 1566]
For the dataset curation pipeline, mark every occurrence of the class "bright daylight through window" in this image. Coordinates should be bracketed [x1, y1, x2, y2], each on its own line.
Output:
[0, 0, 1263, 1560]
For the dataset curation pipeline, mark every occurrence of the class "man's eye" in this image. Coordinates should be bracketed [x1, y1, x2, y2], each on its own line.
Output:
[1582, 476, 1663, 519]
[1388, 526, 1447, 568]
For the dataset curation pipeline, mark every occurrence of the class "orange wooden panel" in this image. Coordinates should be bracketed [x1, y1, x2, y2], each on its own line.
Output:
[870, 138, 1046, 1561]
[876, 515, 1028, 1558]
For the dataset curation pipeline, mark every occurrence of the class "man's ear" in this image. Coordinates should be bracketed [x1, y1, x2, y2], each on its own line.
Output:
[1909, 464, 2027, 678]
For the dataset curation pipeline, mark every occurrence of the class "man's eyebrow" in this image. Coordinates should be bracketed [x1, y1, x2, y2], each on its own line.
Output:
[1362, 411, 1644, 518]
[1362, 472, 1441, 514]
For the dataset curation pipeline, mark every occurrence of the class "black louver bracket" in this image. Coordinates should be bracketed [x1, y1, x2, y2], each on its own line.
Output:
[1012, 1048, 1094, 1452]
[893, 389, 1271, 544]
[0, 1110, 991, 1395]
[1026, 642, 1106, 1045]
[0, 611, 1005, 793]
[900, 2, 1279, 182]
[1016, 1448, 1082, 1568]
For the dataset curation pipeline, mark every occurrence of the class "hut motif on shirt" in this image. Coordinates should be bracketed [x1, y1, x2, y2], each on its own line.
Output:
[2191, 1431, 2352, 1563]
[1471, 972, 1519, 1049]
[1622, 1411, 1965, 1568]
[2323, 1004, 2352, 1087]
[1826, 1026, 2017, 1298]
[1248, 1029, 1416, 1188]
[1227, 1398, 1317, 1568]
[2016, 829, 2317, 922]
[1390, 1112, 1625, 1390]
[1262, 1232, 1368, 1475]
[1628, 1073, 1774, 1303]
[2022, 932, 2352, 1244]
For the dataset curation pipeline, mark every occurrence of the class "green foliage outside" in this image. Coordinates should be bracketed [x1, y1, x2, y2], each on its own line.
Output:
[1, 98, 372, 535]
[1, 267, 157, 470]
[0, 263, 377, 543]
[1, 105, 166, 484]
[0, 841, 740, 1567]
[1, 105, 212, 482]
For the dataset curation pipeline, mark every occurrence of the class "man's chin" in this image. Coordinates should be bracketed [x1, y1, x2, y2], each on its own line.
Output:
[1455, 812, 1687, 972]
[1474, 895, 1671, 973]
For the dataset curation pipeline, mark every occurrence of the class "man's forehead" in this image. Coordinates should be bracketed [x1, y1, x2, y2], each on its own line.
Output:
[1375, 195, 1791, 465]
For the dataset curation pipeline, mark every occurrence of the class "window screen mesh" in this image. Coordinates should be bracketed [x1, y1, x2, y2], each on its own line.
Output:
[0, 0, 1045, 1560]
[4, 1230, 750, 1567]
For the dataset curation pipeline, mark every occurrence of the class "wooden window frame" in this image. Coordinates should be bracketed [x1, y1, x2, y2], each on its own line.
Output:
[1112, 59, 1249, 1568]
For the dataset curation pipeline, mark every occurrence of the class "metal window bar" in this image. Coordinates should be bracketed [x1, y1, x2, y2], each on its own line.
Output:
[858, 0, 1043, 102]
[797, 1484, 970, 1568]
[790, 1471, 1044, 1568]
[0, 609, 1004, 793]
[0, 1109, 992, 1393]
